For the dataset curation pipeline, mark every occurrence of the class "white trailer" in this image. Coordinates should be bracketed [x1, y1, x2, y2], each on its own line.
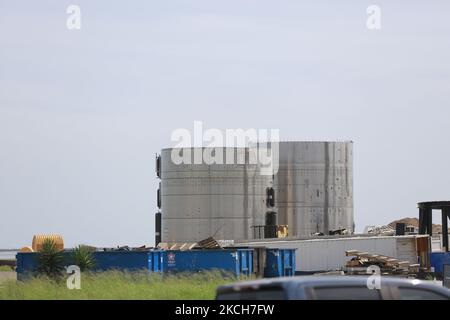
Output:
[237, 235, 430, 273]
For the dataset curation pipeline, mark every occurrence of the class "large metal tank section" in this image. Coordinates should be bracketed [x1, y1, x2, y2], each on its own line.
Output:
[31, 234, 64, 252]
[273, 141, 354, 236]
[158, 147, 273, 243]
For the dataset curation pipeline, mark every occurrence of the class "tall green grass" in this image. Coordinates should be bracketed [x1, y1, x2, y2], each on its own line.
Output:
[0, 266, 14, 271]
[0, 270, 238, 300]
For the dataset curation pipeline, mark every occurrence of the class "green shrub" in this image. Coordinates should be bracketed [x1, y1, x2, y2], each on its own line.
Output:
[36, 239, 64, 279]
[72, 245, 96, 271]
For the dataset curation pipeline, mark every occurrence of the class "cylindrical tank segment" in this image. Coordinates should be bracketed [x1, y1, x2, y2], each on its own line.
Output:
[274, 141, 354, 236]
[156, 141, 354, 242]
[160, 147, 273, 243]
[32, 234, 64, 252]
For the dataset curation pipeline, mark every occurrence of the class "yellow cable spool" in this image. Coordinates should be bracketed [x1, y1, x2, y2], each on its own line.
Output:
[32, 234, 64, 252]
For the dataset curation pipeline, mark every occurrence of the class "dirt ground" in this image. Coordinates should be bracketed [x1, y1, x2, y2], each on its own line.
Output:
[0, 271, 16, 284]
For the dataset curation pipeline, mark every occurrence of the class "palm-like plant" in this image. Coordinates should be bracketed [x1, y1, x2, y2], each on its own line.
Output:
[37, 238, 64, 278]
[73, 245, 96, 271]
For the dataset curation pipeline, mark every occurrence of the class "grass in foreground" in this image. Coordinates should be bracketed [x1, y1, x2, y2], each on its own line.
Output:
[0, 270, 238, 300]
[0, 266, 14, 271]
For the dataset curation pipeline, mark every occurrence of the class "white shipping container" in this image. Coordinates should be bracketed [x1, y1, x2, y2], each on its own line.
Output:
[431, 236, 442, 252]
[238, 235, 427, 272]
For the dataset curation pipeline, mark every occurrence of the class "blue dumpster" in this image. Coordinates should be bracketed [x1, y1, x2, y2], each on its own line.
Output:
[92, 251, 163, 271]
[15, 251, 163, 279]
[16, 252, 75, 280]
[430, 252, 450, 274]
[16, 249, 252, 279]
[162, 249, 253, 277]
[264, 249, 296, 277]
[16, 252, 38, 280]
[148, 250, 164, 272]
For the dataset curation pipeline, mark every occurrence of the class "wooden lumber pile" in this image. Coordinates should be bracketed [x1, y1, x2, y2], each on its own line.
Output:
[157, 237, 222, 251]
[345, 250, 420, 274]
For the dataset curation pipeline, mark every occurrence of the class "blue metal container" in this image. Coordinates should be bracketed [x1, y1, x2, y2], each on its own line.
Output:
[148, 250, 164, 272]
[264, 249, 296, 277]
[16, 252, 74, 280]
[16, 252, 37, 280]
[162, 249, 253, 277]
[15, 251, 161, 278]
[430, 252, 450, 274]
[92, 251, 160, 271]
[16, 249, 253, 278]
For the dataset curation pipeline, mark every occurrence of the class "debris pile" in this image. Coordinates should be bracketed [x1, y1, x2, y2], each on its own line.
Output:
[157, 242, 197, 250]
[157, 237, 227, 251]
[312, 228, 350, 236]
[101, 245, 152, 252]
[363, 225, 395, 236]
[329, 228, 350, 236]
[345, 250, 419, 275]
[196, 237, 222, 249]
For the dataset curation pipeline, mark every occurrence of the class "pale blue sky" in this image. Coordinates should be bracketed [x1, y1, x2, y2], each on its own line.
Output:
[1, 1, 449, 248]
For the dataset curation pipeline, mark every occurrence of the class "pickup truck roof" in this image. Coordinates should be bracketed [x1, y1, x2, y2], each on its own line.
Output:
[216, 275, 450, 300]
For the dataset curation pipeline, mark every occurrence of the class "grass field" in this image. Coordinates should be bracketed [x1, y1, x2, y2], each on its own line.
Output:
[0, 266, 14, 271]
[0, 270, 238, 300]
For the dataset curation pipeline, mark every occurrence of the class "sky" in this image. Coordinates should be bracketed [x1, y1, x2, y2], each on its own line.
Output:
[1, 1, 449, 248]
